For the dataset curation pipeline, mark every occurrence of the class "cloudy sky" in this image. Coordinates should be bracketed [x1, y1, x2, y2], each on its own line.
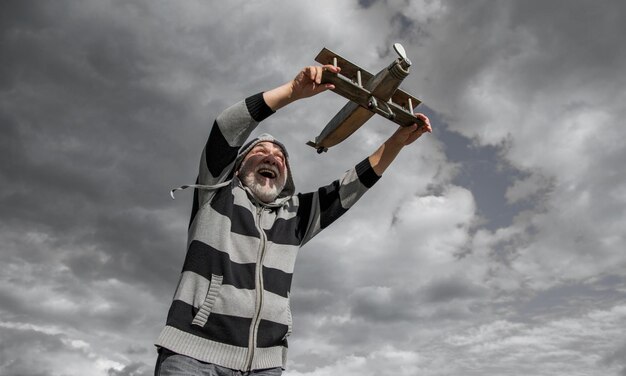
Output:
[2, 1, 625, 375]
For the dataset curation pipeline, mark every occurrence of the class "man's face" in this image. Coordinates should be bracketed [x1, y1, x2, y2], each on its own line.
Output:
[238, 141, 288, 203]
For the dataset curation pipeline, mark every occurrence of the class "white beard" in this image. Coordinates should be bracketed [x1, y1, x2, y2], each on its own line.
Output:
[239, 162, 287, 203]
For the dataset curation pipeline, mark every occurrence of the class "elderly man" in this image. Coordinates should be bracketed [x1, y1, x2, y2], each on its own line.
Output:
[155, 64, 432, 376]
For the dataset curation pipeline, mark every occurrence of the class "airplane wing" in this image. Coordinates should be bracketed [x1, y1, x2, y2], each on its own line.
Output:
[315, 47, 422, 111]
[315, 47, 374, 85]
[308, 47, 425, 153]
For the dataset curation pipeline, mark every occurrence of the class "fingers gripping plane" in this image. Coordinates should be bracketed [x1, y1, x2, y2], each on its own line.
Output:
[307, 43, 426, 153]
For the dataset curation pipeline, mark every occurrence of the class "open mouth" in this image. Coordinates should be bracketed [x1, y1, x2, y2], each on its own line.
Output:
[257, 167, 278, 179]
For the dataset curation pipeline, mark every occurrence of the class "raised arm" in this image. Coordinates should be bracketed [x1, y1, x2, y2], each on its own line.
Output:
[297, 114, 432, 244]
[368, 113, 432, 176]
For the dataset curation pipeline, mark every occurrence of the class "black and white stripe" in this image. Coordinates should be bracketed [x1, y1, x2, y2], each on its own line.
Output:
[156, 92, 380, 371]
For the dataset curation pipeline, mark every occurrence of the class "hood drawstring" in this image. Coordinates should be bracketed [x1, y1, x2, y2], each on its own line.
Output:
[171, 133, 295, 202]
[170, 180, 233, 200]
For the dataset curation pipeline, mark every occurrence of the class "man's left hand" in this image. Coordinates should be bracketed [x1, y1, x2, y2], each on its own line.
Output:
[388, 113, 433, 147]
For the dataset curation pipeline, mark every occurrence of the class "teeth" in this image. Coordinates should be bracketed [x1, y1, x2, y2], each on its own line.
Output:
[257, 165, 278, 179]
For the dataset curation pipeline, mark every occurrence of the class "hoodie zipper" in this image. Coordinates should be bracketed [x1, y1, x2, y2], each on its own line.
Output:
[246, 204, 267, 371]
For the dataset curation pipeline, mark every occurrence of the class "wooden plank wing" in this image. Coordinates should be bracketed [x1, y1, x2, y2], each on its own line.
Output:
[315, 47, 373, 86]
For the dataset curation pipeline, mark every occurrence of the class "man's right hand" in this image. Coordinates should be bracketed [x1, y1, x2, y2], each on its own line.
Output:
[263, 65, 341, 111]
[290, 64, 341, 101]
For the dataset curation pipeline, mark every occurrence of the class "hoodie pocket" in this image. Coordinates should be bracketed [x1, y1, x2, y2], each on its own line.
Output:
[192, 274, 223, 327]
[285, 292, 293, 338]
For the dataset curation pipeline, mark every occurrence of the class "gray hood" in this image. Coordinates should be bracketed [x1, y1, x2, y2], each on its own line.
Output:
[233, 133, 296, 200]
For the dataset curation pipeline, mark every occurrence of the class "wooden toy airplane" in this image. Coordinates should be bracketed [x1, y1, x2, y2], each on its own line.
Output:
[307, 43, 426, 153]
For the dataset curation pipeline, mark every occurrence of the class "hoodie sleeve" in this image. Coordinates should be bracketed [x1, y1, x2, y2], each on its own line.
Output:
[297, 157, 381, 246]
[198, 92, 275, 187]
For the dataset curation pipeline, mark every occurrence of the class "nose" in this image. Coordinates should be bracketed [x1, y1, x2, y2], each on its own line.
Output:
[262, 154, 277, 165]
[262, 153, 284, 168]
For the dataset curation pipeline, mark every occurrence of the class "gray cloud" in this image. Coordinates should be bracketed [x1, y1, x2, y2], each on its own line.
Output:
[1, 1, 625, 375]
[0, 325, 84, 376]
[107, 362, 151, 376]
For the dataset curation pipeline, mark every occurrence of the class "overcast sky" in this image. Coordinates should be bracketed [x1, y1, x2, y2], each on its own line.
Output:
[1, 1, 625, 375]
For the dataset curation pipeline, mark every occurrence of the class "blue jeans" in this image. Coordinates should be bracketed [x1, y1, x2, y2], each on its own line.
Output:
[154, 348, 282, 376]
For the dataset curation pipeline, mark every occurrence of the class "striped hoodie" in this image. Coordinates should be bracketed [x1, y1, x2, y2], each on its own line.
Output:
[156, 92, 380, 371]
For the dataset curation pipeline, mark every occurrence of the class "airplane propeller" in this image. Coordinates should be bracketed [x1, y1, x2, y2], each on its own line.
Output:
[393, 43, 412, 67]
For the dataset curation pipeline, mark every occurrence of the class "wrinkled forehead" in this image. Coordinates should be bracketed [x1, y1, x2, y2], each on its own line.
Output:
[245, 141, 286, 159]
